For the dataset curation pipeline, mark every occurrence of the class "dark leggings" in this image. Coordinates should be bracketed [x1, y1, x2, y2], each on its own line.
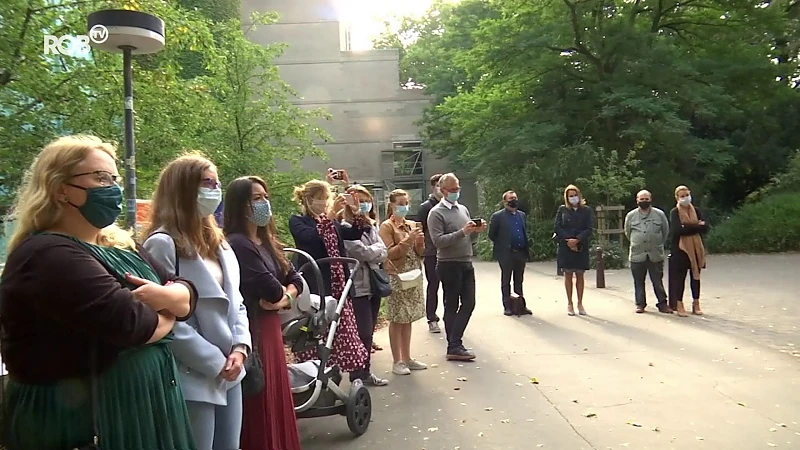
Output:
[668, 250, 700, 309]
[350, 294, 382, 378]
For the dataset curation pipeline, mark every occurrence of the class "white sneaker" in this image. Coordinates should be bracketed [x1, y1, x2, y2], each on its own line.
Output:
[405, 359, 428, 370]
[392, 362, 411, 375]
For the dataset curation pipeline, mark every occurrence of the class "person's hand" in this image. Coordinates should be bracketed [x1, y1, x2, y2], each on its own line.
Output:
[333, 194, 347, 213]
[127, 274, 172, 311]
[477, 222, 488, 233]
[462, 221, 477, 234]
[698, 220, 706, 226]
[566, 238, 579, 250]
[220, 351, 245, 381]
[259, 295, 291, 311]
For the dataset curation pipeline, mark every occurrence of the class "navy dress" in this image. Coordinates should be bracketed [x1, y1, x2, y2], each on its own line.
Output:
[554, 205, 594, 271]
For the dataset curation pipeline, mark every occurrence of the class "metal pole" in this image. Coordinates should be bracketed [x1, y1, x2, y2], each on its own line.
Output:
[122, 46, 136, 229]
[595, 246, 606, 288]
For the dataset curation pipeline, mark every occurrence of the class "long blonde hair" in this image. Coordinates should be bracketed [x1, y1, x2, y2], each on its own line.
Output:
[7, 134, 135, 254]
[144, 153, 226, 260]
[293, 179, 331, 216]
[563, 184, 587, 208]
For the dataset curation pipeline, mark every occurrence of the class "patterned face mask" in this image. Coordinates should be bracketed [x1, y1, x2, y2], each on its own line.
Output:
[250, 199, 272, 227]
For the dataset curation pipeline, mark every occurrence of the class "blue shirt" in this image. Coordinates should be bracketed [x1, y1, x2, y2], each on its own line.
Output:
[507, 210, 526, 249]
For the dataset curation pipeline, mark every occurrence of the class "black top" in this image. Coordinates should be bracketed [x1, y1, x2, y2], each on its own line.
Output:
[416, 195, 439, 257]
[668, 206, 709, 253]
[227, 233, 304, 317]
[554, 205, 594, 270]
[488, 208, 529, 261]
[288, 214, 365, 297]
[0, 233, 198, 384]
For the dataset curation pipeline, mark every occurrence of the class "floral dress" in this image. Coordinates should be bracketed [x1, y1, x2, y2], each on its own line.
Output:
[293, 214, 369, 373]
[381, 220, 425, 324]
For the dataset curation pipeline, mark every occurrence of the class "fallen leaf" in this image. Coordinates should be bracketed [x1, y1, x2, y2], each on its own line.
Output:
[530, 377, 539, 384]
[485, 407, 494, 411]
[583, 412, 597, 418]
[515, 383, 523, 387]
[428, 427, 438, 432]
[767, 444, 777, 447]
[770, 428, 777, 432]
[653, 427, 660, 432]
[501, 419, 510, 423]
[526, 419, 535, 422]
[777, 423, 787, 428]
[454, 386, 461, 391]
[457, 377, 468, 382]
[572, 399, 579, 403]
[648, 362, 654, 367]
[627, 421, 642, 427]
[387, 428, 392, 432]
[478, 432, 484, 437]
[737, 402, 747, 407]
[430, 363, 438, 368]
[696, 436, 704, 440]
[583, 347, 588, 351]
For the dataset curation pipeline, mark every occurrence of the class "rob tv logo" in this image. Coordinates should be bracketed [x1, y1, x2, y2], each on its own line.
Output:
[44, 25, 108, 56]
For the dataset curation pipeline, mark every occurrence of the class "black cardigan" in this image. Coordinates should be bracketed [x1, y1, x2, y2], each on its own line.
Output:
[668, 206, 709, 253]
[0, 233, 198, 384]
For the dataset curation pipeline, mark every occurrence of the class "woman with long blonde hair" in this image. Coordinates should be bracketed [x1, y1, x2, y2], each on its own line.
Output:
[0, 135, 197, 450]
[379, 189, 427, 376]
[143, 154, 251, 450]
[288, 179, 371, 382]
[554, 184, 593, 316]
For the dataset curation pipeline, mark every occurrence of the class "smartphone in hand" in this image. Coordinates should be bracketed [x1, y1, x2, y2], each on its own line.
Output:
[472, 218, 483, 227]
[343, 193, 357, 207]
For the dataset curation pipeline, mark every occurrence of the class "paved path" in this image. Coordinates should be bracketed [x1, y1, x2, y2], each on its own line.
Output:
[300, 256, 800, 450]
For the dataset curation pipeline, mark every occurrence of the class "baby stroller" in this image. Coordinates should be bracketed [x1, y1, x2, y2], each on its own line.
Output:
[277, 248, 372, 436]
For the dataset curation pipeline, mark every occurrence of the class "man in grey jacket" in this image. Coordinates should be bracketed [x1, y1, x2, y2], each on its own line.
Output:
[427, 173, 485, 361]
[623, 190, 672, 314]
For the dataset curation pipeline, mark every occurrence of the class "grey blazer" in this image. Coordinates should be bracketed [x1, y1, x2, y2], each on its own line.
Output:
[343, 224, 388, 298]
[143, 231, 252, 406]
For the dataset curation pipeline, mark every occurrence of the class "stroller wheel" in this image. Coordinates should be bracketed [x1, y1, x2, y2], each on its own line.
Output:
[345, 384, 371, 435]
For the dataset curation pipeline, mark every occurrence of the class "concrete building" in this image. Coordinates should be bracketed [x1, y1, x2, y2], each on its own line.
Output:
[240, 0, 478, 217]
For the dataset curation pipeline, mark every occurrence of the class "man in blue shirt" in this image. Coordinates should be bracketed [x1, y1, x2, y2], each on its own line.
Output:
[488, 191, 531, 315]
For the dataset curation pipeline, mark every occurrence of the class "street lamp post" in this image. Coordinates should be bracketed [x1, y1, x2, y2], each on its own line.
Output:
[87, 10, 165, 231]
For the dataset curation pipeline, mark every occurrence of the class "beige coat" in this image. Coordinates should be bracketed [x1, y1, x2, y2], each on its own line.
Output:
[379, 218, 424, 274]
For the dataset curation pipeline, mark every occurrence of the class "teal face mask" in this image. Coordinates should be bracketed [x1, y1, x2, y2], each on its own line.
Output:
[67, 184, 123, 229]
[395, 205, 410, 217]
[446, 191, 460, 203]
[360, 202, 372, 215]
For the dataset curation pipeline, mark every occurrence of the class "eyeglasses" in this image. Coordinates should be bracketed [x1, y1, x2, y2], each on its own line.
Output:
[201, 178, 221, 189]
[72, 171, 120, 186]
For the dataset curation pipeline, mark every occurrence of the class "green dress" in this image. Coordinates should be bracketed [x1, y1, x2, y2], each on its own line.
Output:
[1, 239, 196, 450]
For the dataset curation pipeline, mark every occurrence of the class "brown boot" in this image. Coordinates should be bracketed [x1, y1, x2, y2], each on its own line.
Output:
[676, 301, 689, 317]
[692, 299, 704, 315]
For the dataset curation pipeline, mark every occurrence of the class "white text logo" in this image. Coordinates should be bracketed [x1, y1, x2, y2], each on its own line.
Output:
[44, 25, 108, 56]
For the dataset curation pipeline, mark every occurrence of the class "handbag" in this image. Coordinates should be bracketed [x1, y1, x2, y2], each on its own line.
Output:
[369, 264, 392, 298]
[241, 338, 265, 397]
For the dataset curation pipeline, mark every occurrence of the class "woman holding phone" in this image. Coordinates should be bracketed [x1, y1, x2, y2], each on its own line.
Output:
[379, 189, 427, 376]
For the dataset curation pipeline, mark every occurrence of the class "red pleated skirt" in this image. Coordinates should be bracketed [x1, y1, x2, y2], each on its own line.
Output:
[241, 312, 302, 450]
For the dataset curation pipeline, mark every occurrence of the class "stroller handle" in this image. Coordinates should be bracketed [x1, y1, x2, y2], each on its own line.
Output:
[284, 248, 325, 296]
[313, 257, 360, 278]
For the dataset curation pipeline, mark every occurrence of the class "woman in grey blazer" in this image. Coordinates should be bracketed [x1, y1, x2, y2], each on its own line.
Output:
[143, 155, 251, 450]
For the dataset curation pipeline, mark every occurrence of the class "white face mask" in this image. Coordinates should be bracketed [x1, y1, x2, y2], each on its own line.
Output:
[568, 195, 580, 206]
[197, 187, 222, 217]
[309, 199, 328, 215]
[678, 195, 692, 206]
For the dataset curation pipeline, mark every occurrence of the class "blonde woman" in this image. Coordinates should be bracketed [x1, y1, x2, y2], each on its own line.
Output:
[143, 155, 251, 450]
[668, 185, 709, 317]
[0, 135, 197, 450]
[554, 184, 593, 316]
[379, 189, 427, 375]
[288, 180, 370, 381]
[343, 185, 389, 386]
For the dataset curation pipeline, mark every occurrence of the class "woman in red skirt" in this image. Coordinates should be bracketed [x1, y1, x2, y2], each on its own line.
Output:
[223, 176, 302, 450]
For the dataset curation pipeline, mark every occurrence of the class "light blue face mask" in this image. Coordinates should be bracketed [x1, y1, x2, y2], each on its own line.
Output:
[395, 205, 410, 217]
[360, 202, 372, 214]
[446, 191, 460, 203]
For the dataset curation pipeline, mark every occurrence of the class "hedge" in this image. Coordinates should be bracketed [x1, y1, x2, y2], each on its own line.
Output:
[705, 192, 800, 254]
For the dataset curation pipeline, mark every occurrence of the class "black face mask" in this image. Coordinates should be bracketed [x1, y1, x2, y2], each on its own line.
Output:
[507, 199, 519, 209]
[638, 201, 651, 209]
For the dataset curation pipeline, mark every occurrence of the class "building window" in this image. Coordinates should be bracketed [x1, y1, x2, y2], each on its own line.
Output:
[343, 29, 352, 51]
[392, 150, 423, 177]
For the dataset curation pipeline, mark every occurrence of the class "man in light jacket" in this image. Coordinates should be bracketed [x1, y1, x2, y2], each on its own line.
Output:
[624, 190, 672, 314]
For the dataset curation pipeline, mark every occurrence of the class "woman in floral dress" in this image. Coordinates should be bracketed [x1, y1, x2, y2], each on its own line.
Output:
[378, 189, 428, 376]
[288, 179, 370, 381]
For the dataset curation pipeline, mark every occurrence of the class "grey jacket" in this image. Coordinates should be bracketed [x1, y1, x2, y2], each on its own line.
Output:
[343, 224, 388, 298]
[143, 231, 251, 406]
[624, 207, 669, 263]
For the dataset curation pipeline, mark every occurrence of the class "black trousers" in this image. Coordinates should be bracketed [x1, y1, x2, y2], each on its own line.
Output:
[436, 261, 476, 352]
[668, 250, 701, 309]
[424, 255, 441, 322]
[499, 249, 527, 310]
[630, 256, 668, 308]
[350, 293, 382, 378]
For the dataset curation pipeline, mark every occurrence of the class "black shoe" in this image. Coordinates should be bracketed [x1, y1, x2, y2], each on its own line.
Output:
[523, 308, 532, 315]
[446, 347, 476, 361]
[503, 309, 513, 316]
